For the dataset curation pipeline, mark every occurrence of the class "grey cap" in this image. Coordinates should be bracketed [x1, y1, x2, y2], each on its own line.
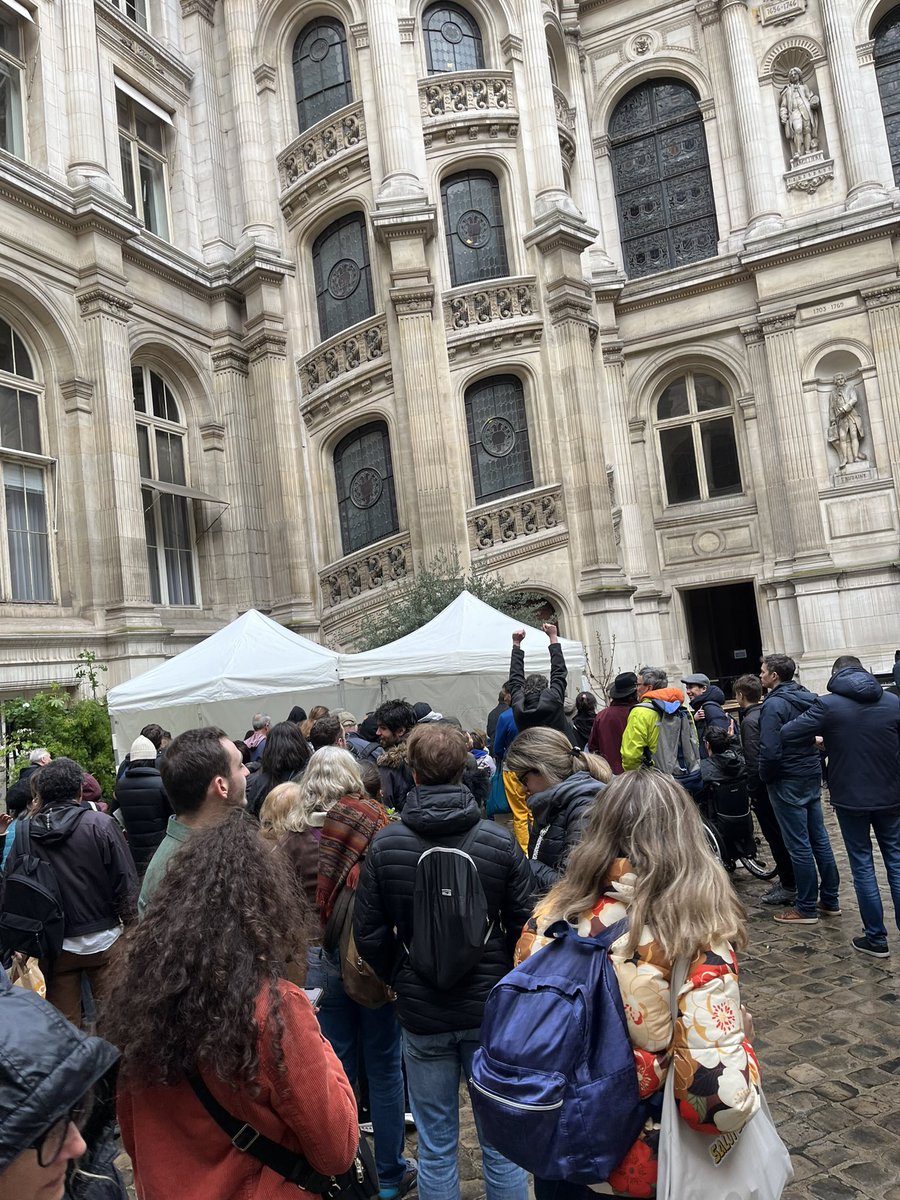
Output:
[680, 673, 710, 688]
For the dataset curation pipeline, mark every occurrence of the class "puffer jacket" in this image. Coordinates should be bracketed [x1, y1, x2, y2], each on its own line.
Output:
[688, 686, 732, 760]
[620, 688, 697, 772]
[113, 763, 171, 876]
[528, 771, 604, 894]
[758, 680, 820, 782]
[516, 859, 760, 1197]
[509, 643, 577, 745]
[782, 666, 900, 810]
[354, 784, 535, 1034]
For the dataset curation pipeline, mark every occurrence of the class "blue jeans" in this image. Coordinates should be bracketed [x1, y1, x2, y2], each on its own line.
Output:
[835, 807, 900, 944]
[402, 1027, 528, 1200]
[768, 778, 840, 916]
[307, 947, 407, 1190]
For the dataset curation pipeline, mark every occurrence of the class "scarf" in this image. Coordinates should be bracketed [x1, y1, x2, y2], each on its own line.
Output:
[316, 793, 389, 922]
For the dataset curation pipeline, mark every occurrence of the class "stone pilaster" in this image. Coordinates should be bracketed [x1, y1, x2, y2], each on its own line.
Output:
[366, 0, 425, 204]
[862, 284, 900, 516]
[63, 0, 110, 189]
[738, 325, 782, 570]
[600, 341, 651, 581]
[695, 1, 748, 235]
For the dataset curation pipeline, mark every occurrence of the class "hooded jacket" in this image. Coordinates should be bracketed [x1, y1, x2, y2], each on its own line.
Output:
[0, 970, 119, 1170]
[378, 741, 490, 812]
[700, 745, 746, 787]
[4, 803, 138, 937]
[527, 771, 603, 894]
[782, 666, 900, 810]
[620, 688, 697, 773]
[738, 704, 762, 789]
[509, 643, 577, 745]
[113, 762, 172, 876]
[687, 686, 732, 760]
[4, 762, 41, 814]
[758, 680, 820, 783]
[354, 783, 535, 1034]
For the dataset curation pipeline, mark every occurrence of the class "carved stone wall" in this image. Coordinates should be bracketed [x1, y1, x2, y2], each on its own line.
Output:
[319, 533, 412, 610]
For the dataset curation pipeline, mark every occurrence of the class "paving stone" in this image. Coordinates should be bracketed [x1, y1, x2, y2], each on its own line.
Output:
[839, 1158, 900, 1189]
[807, 1175, 864, 1200]
[815, 1080, 859, 1102]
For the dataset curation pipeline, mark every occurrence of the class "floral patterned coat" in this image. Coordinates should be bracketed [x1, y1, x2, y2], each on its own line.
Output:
[514, 858, 760, 1197]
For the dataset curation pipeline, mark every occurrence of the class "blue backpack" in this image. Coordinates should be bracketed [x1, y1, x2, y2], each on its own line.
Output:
[469, 918, 646, 1183]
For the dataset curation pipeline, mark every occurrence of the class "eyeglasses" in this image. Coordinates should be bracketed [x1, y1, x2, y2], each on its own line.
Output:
[31, 1095, 92, 1168]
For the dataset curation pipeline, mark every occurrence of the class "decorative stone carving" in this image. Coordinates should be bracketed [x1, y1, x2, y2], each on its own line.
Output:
[443, 278, 537, 331]
[419, 71, 519, 150]
[299, 315, 387, 397]
[279, 102, 365, 190]
[320, 533, 412, 609]
[467, 485, 564, 552]
[827, 374, 868, 470]
[780, 67, 819, 160]
[756, 0, 807, 26]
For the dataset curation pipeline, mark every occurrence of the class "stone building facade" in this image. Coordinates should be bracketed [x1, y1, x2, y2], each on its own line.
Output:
[1, 0, 899, 698]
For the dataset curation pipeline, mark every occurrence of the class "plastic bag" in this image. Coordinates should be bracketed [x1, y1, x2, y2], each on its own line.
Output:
[9, 952, 47, 998]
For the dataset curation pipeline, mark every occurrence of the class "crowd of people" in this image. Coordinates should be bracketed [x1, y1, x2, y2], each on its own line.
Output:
[0, 621, 897, 1200]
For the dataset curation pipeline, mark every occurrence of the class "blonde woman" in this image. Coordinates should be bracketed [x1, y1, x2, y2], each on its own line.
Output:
[260, 780, 327, 910]
[516, 769, 760, 1199]
[505, 727, 611, 894]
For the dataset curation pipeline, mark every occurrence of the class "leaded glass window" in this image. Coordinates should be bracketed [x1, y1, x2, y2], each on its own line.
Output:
[610, 79, 718, 279]
[423, 3, 484, 74]
[656, 372, 741, 505]
[334, 422, 399, 555]
[313, 212, 375, 342]
[875, 10, 900, 186]
[466, 375, 534, 503]
[442, 170, 509, 286]
[292, 18, 352, 134]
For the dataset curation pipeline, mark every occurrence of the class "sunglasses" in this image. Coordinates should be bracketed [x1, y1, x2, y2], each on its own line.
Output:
[31, 1093, 93, 1168]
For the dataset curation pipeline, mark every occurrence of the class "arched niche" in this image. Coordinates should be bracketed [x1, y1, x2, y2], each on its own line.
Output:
[814, 349, 871, 477]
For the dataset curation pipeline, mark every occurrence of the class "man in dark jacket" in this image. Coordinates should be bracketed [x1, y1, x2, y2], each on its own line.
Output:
[682, 674, 731, 760]
[112, 734, 172, 877]
[508, 624, 576, 745]
[3, 757, 137, 1027]
[758, 654, 839, 926]
[783, 655, 900, 957]
[374, 699, 419, 810]
[485, 682, 511, 753]
[734, 674, 795, 905]
[355, 723, 533, 1200]
[4, 748, 50, 813]
[588, 672, 638, 773]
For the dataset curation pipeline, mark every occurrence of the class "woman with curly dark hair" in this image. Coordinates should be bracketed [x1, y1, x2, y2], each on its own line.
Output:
[104, 809, 358, 1200]
[246, 720, 312, 817]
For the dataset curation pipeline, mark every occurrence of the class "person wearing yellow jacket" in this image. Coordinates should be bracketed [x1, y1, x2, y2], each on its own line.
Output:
[620, 668, 702, 794]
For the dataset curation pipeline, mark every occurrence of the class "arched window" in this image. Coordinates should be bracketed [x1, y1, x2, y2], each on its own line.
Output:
[133, 365, 197, 606]
[312, 212, 375, 342]
[334, 422, 399, 555]
[874, 10, 900, 185]
[609, 79, 718, 279]
[442, 170, 509, 286]
[465, 374, 534, 503]
[0, 319, 51, 601]
[292, 17, 352, 134]
[423, 3, 484, 74]
[655, 372, 741, 505]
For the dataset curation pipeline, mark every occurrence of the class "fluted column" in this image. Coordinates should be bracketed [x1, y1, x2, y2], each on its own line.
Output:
[863, 284, 900, 513]
[718, 0, 781, 234]
[367, 0, 425, 203]
[519, 0, 579, 219]
[63, 0, 110, 188]
[182, 0, 233, 260]
[696, 1, 747, 232]
[759, 311, 828, 561]
[600, 342, 651, 580]
[820, 0, 888, 206]
[740, 325, 787, 567]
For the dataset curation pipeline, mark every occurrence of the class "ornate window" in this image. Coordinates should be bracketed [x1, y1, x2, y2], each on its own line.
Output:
[312, 212, 375, 342]
[465, 374, 534, 503]
[117, 89, 171, 240]
[875, 10, 900, 186]
[334, 422, 399, 555]
[423, 3, 484, 74]
[292, 18, 352, 134]
[609, 79, 718, 279]
[0, 10, 25, 159]
[655, 372, 741, 505]
[442, 170, 509, 286]
[133, 366, 197, 606]
[0, 320, 52, 602]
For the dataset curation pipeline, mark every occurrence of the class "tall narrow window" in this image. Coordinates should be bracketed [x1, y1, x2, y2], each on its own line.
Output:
[656, 372, 741, 505]
[110, 0, 148, 30]
[0, 319, 52, 602]
[423, 3, 484, 74]
[442, 170, 509, 286]
[875, 10, 900, 186]
[466, 374, 534, 503]
[133, 365, 197, 606]
[0, 10, 25, 159]
[610, 79, 718, 279]
[312, 212, 375, 341]
[292, 18, 352, 134]
[334, 422, 399, 555]
[117, 91, 171, 240]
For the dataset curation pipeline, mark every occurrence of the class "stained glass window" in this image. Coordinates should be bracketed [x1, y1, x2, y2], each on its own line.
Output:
[466, 375, 534, 503]
[875, 10, 900, 186]
[334, 422, 399, 555]
[313, 212, 375, 341]
[292, 18, 352, 134]
[442, 170, 509, 286]
[423, 3, 484, 74]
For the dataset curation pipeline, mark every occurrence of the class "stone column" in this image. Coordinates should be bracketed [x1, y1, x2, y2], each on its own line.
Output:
[717, 0, 782, 234]
[366, 0, 425, 203]
[696, 1, 747, 234]
[221, 0, 277, 245]
[862, 284, 900, 516]
[739, 325, 785, 568]
[63, 0, 110, 189]
[600, 341, 651, 581]
[820, 0, 888, 207]
[759, 311, 828, 562]
[519, 0, 579, 220]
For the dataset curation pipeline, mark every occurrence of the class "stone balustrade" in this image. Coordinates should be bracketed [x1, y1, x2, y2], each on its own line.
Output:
[320, 533, 411, 610]
[299, 313, 388, 397]
[467, 485, 565, 554]
[420, 70, 515, 118]
[553, 86, 576, 133]
[443, 277, 538, 331]
[277, 101, 366, 191]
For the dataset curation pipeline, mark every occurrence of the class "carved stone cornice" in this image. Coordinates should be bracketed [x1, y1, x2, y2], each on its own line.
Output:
[501, 33, 523, 64]
[740, 323, 764, 346]
[861, 283, 900, 311]
[211, 346, 250, 376]
[254, 63, 277, 94]
[758, 309, 797, 335]
[199, 421, 226, 452]
[695, 0, 720, 27]
[398, 17, 415, 44]
[246, 330, 288, 362]
[371, 205, 437, 244]
[59, 378, 94, 415]
[350, 22, 368, 50]
[179, 0, 215, 23]
[76, 287, 133, 321]
[601, 340, 625, 367]
[390, 284, 435, 316]
[524, 209, 597, 256]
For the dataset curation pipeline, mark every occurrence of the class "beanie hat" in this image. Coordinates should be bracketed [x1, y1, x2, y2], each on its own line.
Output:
[129, 734, 157, 762]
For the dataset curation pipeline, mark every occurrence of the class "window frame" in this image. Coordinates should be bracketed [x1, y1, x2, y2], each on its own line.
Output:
[333, 420, 400, 557]
[423, 2, 485, 75]
[292, 16, 353, 135]
[311, 210, 376, 343]
[117, 91, 172, 241]
[441, 168, 510, 287]
[654, 371, 743, 507]
[107, 0, 148, 31]
[464, 373, 535, 505]
[0, 8, 26, 160]
[874, 9, 900, 187]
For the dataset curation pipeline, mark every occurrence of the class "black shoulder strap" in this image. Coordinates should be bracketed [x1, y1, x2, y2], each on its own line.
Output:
[322, 881, 353, 953]
[14, 817, 31, 858]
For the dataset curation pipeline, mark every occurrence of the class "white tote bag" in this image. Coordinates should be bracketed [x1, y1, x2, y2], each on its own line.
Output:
[656, 957, 793, 1200]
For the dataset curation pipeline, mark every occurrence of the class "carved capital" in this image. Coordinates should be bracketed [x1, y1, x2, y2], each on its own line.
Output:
[758, 309, 797, 335]
[391, 285, 435, 316]
[861, 283, 900, 311]
[398, 17, 415, 44]
[501, 33, 523, 64]
[628, 417, 647, 444]
[180, 0, 215, 22]
[254, 63, 277, 94]
[695, 0, 720, 26]
[199, 421, 226, 452]
[740, 323, 763, 346]
[59, 378, 94, 415]
[247, 330, 288, 362]
[601, 341, 625, 367]
[350, 21, 368, 50]
[77, 287, 133, 321]
[211, 346, 250, 375]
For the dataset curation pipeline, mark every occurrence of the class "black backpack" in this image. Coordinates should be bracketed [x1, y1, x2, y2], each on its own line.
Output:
[0, 820, 65, 960]
[406, 824, 493, 990]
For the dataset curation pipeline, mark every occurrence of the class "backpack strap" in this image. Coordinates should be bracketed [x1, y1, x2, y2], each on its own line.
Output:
[322, 882, 353, 954]
[13, 817, 32, 859]
[543, 916, 629, 951]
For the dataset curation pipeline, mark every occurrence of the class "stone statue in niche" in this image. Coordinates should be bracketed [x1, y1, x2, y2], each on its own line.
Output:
[779, 67, 819, 160]
[827, 373, 867, 469]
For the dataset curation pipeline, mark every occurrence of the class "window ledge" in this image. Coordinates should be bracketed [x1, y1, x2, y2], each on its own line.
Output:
[655, 495, 757, 529]
[616, 255, 747, 312]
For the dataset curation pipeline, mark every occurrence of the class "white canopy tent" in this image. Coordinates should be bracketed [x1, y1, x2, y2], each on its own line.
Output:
[107, 609, 344, 754]
[338, 591, 588, 728]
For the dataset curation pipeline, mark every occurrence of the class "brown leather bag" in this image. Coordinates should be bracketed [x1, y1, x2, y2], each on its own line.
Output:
[323, 883, 393, 1009]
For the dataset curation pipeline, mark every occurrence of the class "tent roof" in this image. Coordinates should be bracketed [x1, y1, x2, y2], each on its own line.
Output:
[107, 609, 340, 714]
[339, 591, 586, 679]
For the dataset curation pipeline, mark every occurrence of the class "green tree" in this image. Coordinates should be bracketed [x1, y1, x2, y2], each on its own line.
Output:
[3, 683, 116, 799]
[352, 549, 544, 651]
